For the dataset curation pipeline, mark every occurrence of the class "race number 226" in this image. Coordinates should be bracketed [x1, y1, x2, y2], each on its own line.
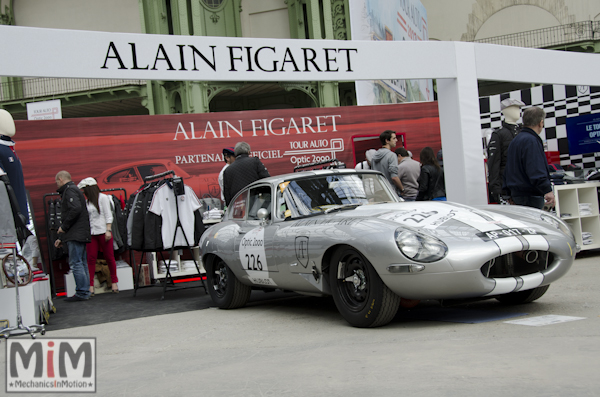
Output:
[245, 254, 263, 271]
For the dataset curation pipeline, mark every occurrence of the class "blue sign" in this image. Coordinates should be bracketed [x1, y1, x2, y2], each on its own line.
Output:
[566, 113, 600, 155]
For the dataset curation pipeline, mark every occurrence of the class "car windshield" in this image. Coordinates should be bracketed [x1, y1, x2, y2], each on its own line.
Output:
[279, 173, 397, 217]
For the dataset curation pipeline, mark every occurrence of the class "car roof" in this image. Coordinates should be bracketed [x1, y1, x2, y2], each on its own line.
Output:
[245, 169, 383, 189]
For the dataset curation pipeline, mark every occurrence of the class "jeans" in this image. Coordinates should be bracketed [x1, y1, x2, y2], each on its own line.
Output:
[67, 240, 91, 299]
[512, 195, 544, 210]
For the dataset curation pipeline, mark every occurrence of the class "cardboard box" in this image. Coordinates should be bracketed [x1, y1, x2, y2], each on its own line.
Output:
[137, 264, 151, 287]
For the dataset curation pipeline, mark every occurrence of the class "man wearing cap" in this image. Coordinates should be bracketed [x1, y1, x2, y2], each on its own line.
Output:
[54, 170, 91, 301]
[219, 147, 235, 203]
[355, 149, 376, 170]
[504, 107, 555, 209]
[487, 98, 524, 203]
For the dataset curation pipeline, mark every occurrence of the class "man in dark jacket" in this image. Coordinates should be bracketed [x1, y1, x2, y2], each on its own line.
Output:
[504, 107, 555, 209]
[55, 170, 92, 301]
[223, 142, 270, 206]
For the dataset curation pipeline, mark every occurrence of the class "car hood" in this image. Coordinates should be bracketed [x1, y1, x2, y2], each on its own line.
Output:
[330, 201, 563, 240]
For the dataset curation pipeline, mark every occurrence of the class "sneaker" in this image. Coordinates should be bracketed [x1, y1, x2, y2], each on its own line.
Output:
[64, 295, 88, 302]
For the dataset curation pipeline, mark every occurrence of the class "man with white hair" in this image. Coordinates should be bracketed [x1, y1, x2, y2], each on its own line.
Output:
[223, 141, 270, 206]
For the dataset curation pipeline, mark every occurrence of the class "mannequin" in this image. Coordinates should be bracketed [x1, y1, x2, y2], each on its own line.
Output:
[0, 109, 28, 223]
[502, 105, 521, 125]
[487, 99, 524, 204]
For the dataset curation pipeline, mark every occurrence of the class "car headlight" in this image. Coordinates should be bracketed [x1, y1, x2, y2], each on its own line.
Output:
[395, 229, 448, 263]
[540, 213, 575, 240]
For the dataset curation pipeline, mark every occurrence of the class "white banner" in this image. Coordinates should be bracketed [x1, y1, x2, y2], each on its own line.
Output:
[0, 25, 456, 82]
[26, 99, 62, 120]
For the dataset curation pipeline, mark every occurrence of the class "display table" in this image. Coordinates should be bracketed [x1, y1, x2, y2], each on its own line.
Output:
[150, 247, 205, 279]
[0, 279, 52, 327]
[553, 181, 600, 250]
[64, 265, 134, 297]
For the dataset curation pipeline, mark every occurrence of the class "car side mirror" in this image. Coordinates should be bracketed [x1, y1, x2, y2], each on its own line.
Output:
[257, 208, 269, 225]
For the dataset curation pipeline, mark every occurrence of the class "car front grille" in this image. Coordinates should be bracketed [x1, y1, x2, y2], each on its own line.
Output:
[480, 251, 554, 278]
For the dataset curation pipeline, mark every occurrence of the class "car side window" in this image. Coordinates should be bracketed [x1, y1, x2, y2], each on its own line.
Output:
[138, 164, 167, 180]
[247, 186, 272, 220]
[107, 168, 138, 183]
[231, 192, 247, 220]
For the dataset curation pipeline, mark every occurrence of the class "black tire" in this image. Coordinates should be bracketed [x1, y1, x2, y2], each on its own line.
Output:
[205, 256, 251, 309]
[495, 285, 550, 304]
[329, 246, 400, 328]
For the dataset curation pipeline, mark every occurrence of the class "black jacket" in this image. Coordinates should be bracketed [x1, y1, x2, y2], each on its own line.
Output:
[57, 181, 91, 243]
[416, 164, 446, 201]
[503, 127, 552, 197]
[223, 154, 270, 205]
[487, 122, 521, 199]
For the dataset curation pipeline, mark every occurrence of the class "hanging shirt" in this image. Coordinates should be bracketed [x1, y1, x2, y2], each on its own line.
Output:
[218, 163, 229, 202]
[149, 183, 201, 249]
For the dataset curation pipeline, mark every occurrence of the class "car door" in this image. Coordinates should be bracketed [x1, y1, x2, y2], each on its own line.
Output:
[231, 185, 279, 287]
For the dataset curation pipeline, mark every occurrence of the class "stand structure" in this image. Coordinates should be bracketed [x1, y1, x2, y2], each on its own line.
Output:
[0, 242, 45, 341]
[132, 170, 207, 299]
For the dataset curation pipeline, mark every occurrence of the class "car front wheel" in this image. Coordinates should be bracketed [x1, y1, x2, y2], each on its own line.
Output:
[495, 285, 550, 304]
[329, 247, 400, 328]
[205, 256, 251, 309]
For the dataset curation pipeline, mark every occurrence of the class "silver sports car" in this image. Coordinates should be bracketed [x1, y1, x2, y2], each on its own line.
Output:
[199, 169, 577, 327]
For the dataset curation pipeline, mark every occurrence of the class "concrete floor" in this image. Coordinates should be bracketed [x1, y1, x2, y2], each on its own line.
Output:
[2, 252, 599, 396]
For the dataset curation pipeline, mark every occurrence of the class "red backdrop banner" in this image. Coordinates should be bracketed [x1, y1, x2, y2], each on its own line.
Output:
[14, 102, 440, 290]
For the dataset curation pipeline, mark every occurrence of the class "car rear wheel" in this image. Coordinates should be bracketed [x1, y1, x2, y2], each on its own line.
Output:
[495, 285, 550, 304]
[205, 256, 251, 309]
[329, 247, 400, 328]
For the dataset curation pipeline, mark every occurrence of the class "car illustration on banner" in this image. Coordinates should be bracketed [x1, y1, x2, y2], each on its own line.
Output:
[96, 160, 219, 200]
[199, 169, 577, 328]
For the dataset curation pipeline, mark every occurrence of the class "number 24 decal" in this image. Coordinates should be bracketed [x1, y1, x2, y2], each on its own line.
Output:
[245, 254, 264, 271]
[404, 211, 438, 223]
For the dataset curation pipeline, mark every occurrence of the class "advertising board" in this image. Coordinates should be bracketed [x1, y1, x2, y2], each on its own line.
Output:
[14, 102, 440, 281]
[566, 113, 600, 155]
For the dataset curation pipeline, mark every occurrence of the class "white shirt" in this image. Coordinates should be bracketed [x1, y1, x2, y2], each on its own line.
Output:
[149, 184, 201, 249]
[87, 193, 113, 235]
[218, 163, 229, 201]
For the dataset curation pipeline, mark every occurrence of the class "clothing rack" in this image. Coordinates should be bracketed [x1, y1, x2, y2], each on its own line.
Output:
[42, 187, 127, 295]
[132, 170, 207, 299]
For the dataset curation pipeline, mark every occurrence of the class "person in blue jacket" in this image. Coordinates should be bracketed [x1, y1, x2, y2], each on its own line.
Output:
[504, 107, 555, 209]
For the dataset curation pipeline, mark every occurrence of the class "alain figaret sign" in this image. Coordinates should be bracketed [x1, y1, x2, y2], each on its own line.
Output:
[0, 25, 457, 82]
